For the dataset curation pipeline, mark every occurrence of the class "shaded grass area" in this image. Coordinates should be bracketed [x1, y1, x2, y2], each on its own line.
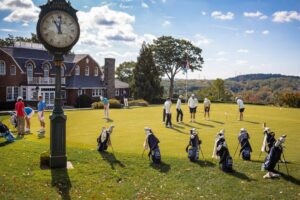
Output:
[1, 104, 300, 199]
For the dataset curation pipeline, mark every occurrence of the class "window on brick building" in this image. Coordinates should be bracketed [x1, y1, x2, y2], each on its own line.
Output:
[6, 86, 19, 101]
[26, 63, 33, 78]
[94, 67, 98, 76]
[44, 64, 49, 77]
[85, 66, 89, 76]
[0, 61, 6, 75]
[10, 65, 16, 75]
[75, 65, 80, 75]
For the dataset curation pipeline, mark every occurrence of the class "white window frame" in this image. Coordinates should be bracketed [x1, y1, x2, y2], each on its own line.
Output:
[115, 89, 119, 97]
[0, 60, 6, 75]
[85, 66, 89, 76]
[44, 64, 49, 78]
[6, 86, 19, 101]
[10, 65, 16, 75]
[27, 63, 33, 78]
[78, 89, 83, 96]
[75, 65, 80, 75]
[94, 67, 98, 76]
[92, 89, 103, 97]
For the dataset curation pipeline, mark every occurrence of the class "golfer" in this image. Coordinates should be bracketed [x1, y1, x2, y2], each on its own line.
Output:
[236, 97, 245, 121]
[37, 95, 46, 133]
[15, 96, 25, 136]
[203, 97, 211, 120]
[176, 95, 183, 123]
[188, 94, 198, 122]
[123, 91, 129, 108]
[101, 96, 110, 120]
[164, 97, 172, 128]
[24, 106, 34, 133]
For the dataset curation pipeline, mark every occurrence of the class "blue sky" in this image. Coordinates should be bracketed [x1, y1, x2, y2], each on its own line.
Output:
[0, 0, 300, 79]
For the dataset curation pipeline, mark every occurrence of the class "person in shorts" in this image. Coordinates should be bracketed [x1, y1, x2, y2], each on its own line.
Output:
[236, 97, 245, 121]
[188, 94, 198, 122]
[24, 106, 34, 133]
[101, 96, 110, 121]
[37, 95, 46, 133]
[203, 97, 211, 120]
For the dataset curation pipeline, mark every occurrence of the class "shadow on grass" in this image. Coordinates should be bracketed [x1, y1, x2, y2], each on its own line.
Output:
[243, 120, 260, 124]
[106, 118, 114, 122]
[181, 122, 200, 129]
[172, 124, 184, 129]
[51, 169, 72, 200]
[275, 170, 300, 186]
[150, 161, 171, 173]
[226, 169, 256, 182]
[0, 140, 13, 147]
[209, 120, 224, 125]
[171, 127, 186, 134]
[192, 160, 216, 167]
[193, 122, 214, 128]
[99, 151, 125, 170]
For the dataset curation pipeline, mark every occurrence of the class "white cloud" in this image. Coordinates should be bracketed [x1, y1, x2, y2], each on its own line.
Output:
[245, 30, 254, 34]
[0, 0, 39, 25]
[141, 2, 149, 8]
[272, 11, 300, 23]
[216, 58, 227, 62]
[244, 11, 268, 20]
[217, 51, 226, 56]
[237, 49, 249, 53]
[161, 0, 167, 3]
[236, 60, 248, 65]
[201, 11, 206, 16]
[211, 11, 234, 20]
[194, 34, 213, 46]
[0, 28, 17, 32]
[262, 30, 270, 35]
[162, 20, 171, 27]
[77, 5, 138, 48]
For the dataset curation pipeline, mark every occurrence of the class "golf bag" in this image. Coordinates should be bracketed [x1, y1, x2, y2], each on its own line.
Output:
[9, 112, 17, 128]
[0, 122, 15, 142]
[97, 126, 114, 152]
[186, 131, 201, 162]
[264, 136, 286, 172]
[216, 138, 233, 172]
[147, 134, 161, 164]
[238, 130, 252, 160]
[262, 130, 276, 153]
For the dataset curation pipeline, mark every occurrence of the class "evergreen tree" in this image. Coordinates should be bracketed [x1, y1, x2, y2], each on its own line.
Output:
[132, 42, 163, 103]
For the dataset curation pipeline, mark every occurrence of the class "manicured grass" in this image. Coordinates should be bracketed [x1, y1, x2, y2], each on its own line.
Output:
[0, 104, 300, 199]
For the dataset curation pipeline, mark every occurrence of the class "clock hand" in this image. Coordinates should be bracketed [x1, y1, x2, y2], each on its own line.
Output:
[52, 16, 62, 34]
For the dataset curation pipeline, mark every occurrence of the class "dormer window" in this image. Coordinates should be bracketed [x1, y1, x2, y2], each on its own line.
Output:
[75, 65, 80, 75]
[94, 67, 98, 76]
[44, 64, 49, 77]
[0, 61, 6, 75]
[86, 58, 89, 64]
[85, 66, 89, 76]
[26, 63, 33, 78]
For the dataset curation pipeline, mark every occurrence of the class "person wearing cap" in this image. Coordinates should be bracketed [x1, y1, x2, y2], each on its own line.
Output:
[236, 96, 245, 121]
[37, 95, 46, 133]
[176, 95, 183, 123]
[164, 97, 172, 128]
[203, 97, 211, 120]
[15, 96, 25, 136]
[101, 96, 110, 121]
[188, 94, 198, 122]
[24, 106, 34, 133]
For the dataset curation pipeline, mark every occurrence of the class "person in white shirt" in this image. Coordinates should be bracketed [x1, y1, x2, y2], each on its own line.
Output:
[203, 97, 211, 120]
[188, 94, 198, 122]
[236, 97, 245, 121]
[176, 95, 183, 123]
[164, 97, 172, 128]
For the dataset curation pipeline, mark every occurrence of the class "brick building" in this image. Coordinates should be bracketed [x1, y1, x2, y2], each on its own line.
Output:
[0, 43, 130, 109]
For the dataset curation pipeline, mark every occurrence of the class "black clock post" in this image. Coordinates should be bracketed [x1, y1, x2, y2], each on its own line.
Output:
[37, 0, 80, 168]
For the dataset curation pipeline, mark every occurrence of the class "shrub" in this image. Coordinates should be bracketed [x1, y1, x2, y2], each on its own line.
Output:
[75, 95, 92, 108]
[91, 98, 121, 109]
[128, 99, 149, 107]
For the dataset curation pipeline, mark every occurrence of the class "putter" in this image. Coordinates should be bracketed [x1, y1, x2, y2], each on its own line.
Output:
[233, 141, 240, 157]
[282, 151, 290, 176]
[109, 138, 115, 154]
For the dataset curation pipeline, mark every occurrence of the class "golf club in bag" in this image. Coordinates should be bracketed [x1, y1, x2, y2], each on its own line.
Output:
[186, 128, 201, 162]
[143, 127, 161, 164]
[97, 125, 114, 152]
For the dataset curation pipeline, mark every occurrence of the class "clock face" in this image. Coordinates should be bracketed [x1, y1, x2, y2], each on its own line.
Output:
[39, 10, 79, 48]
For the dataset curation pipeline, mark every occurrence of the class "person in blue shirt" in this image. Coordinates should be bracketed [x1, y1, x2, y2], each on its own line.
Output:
[24, 106, 34, 133]
[37, 95, 46, 133]
[101, 96, 110, 121]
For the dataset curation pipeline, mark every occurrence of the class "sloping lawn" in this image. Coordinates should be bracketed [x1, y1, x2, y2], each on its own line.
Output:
[0, 104, 300, 199]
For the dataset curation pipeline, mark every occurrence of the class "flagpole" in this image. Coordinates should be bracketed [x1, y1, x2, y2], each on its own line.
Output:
[185, 69, 188, 103]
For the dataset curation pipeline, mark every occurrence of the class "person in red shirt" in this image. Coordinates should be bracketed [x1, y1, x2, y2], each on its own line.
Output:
[15, 96, 25, 136]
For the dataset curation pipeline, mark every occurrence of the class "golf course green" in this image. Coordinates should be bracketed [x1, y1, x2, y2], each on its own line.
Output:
[0, 103, 299, 199]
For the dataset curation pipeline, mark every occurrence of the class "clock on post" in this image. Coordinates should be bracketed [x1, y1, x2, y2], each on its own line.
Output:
[36, 0, 80, 168]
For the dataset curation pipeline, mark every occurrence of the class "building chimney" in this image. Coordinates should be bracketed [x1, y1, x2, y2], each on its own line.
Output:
[104, 58, 115, 99]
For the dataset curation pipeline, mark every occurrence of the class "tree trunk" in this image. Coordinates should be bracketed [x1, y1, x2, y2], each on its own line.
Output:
[168, 77, 174, 98]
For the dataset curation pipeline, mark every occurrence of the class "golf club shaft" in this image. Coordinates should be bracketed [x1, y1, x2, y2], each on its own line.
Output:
[282, 152, 289, 176]
[233, 142, 239, 157]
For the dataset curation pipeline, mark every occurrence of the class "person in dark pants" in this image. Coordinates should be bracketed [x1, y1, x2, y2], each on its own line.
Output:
[164, 97, 172, 128]
[176, 95, 183, 123]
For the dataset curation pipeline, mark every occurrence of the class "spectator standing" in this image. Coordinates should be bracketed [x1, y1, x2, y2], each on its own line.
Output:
[236, 97, 245, 121]
[15, 96, 25, 137]
[37, 95, 46, 133]
[101, 96, 110, 121]
[188, 94, 198, 122]
[164, 97, 172, 128]
[203, 97, 211, 120]
[176, 95, 183, 123]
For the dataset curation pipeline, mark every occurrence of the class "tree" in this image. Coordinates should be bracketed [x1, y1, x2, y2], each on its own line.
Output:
[132, 42, 163, 103]
[115, 61, 136, 83]
[0, 33, 40, 47]
[213, 78, 225, 101]
[152, 36, 204, 97]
